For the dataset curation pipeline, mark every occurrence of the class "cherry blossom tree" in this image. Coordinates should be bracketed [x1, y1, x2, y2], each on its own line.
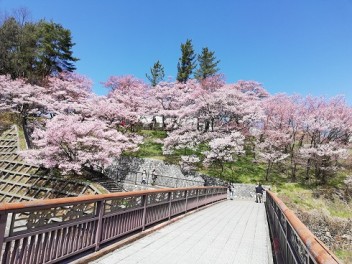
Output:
[0, 72, 94, 146]
[162, 80, 265, 171]
[44, 72, 93, 114]
[22, 114, 142, 175]
[255, 130, 290, 181]
[203, 132, 245, 175]
[150, 80, 196, 130]
[0, 75, 48, 146]
[258, 94, 352, 183]
[103, 75, 149, 131]
[299, 96, 352, 183]
[260, 94, 305, 180]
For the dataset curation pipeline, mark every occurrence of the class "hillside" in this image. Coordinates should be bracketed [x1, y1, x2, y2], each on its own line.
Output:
[1, 115, 351, 262]
[129, 129, 352, 263]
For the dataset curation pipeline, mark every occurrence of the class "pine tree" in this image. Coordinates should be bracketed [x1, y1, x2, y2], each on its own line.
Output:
[146, 60, 165, 86]
[35, 20, 78, 80]
[177, 39, 196, 83]
[195, 47, 220, 80]
[0, 15, 78, 85]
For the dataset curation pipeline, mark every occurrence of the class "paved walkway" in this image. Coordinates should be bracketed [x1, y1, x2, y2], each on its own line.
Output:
[91, 200, 273, 264]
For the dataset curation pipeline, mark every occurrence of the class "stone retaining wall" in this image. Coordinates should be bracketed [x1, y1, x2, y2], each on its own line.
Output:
[230, 183, 269, 201]
[106, 157, 269, 199]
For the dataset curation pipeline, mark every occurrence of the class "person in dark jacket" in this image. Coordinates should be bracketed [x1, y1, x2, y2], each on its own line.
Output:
[255, 183, 265, 203]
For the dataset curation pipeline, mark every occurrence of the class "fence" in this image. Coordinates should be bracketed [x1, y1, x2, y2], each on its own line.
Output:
[113, 169, 205, 188]
[265, 190, 341, 264]
[0, 186, 227, 264]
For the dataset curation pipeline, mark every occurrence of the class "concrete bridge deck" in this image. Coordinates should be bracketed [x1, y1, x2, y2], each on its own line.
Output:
[91, 200, 273, 264]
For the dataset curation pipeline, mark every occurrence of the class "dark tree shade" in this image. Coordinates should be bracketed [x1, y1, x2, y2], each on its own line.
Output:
[177, 39, 196, 83]
[146, 60, 165, 86]
[195, 47, 220, 80]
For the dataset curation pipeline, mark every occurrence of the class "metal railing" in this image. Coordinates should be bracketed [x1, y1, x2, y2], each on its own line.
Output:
[113, 169, 205, 188]
[0, 186, 227, 264]
[265, 191, 341, 264]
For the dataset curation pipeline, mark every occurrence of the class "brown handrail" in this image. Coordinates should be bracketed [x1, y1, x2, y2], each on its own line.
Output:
[0, 186, 227, 264]
[0, 186, 224, 212]
[266, 190, 341, 264]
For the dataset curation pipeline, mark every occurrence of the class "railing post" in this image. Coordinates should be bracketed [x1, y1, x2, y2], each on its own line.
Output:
[168, 192, 172, 220]
[141, 194, 148, 231]
[184, 190, 188, 213]
[94, 200, 104, 251]
[0, 213, 8, 263]
[196, 189, 200, 208]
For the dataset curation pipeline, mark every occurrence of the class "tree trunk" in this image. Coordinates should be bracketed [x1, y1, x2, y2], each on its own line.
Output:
[21, 116, 31, 149]
[305, 158, 311, 181]
[162, 115, 165, 130]
[265, 161, 272, 181]
[220, 161, 224, 176]
[290, 153, 297, 181]
[204, 120, 209, 132]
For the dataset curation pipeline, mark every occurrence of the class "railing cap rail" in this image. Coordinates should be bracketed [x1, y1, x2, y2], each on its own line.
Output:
[267, 190, 341, 264]
[0, 186, 226, 213]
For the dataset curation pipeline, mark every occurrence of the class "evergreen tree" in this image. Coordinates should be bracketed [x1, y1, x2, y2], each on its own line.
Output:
[35, 20, 78, 80]
[0, 17, 20, 78]
[0, 16, 78, 84]
[195, 47, 220, 80]
[177, 39, 196, 83]
[146, 60, 165, 86]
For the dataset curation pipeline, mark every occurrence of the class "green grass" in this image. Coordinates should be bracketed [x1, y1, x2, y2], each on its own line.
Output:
[335, 249, 352, 264]
[274, 182, 352, 219]
[125, 130, 166, 159]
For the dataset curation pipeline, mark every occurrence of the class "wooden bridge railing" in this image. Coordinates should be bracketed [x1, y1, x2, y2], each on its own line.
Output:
[0, 186, 227, 264]
[265, 190, 341, 264]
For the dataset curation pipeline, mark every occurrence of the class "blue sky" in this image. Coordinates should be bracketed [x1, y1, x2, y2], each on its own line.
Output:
[1, 0, 352, 102]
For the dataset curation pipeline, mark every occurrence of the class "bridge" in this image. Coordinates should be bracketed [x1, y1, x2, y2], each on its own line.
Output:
[0, 187, 341, 264]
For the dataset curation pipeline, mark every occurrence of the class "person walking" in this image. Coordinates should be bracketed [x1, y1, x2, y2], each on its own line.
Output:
[228, 183, 235, 200]
[255, 183, 265, 203]
[151, 169, 157, 185]
[141, 170, 147, 184]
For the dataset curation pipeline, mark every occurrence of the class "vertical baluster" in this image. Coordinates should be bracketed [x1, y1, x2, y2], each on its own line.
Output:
[46, 230, 56, 263]
[68, 225, 76, 255]
[2, 242, 11, 264]
[116, 214, 121, 235]
[9, 240, 19, 264]
[27, 236, 37, 264]
[112, 215, 119, 238]
[141, 194, 147, 231]
[75, 224, 83, 251]
[81, 222, 88, 249]
[62, 226, 71, 256]
[38, 233, 48, 264]
[105, 214, 111, 241]
[21, 237, 30, 264]
[86, 221, 93, 247]
[54, 229, 63, 260]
